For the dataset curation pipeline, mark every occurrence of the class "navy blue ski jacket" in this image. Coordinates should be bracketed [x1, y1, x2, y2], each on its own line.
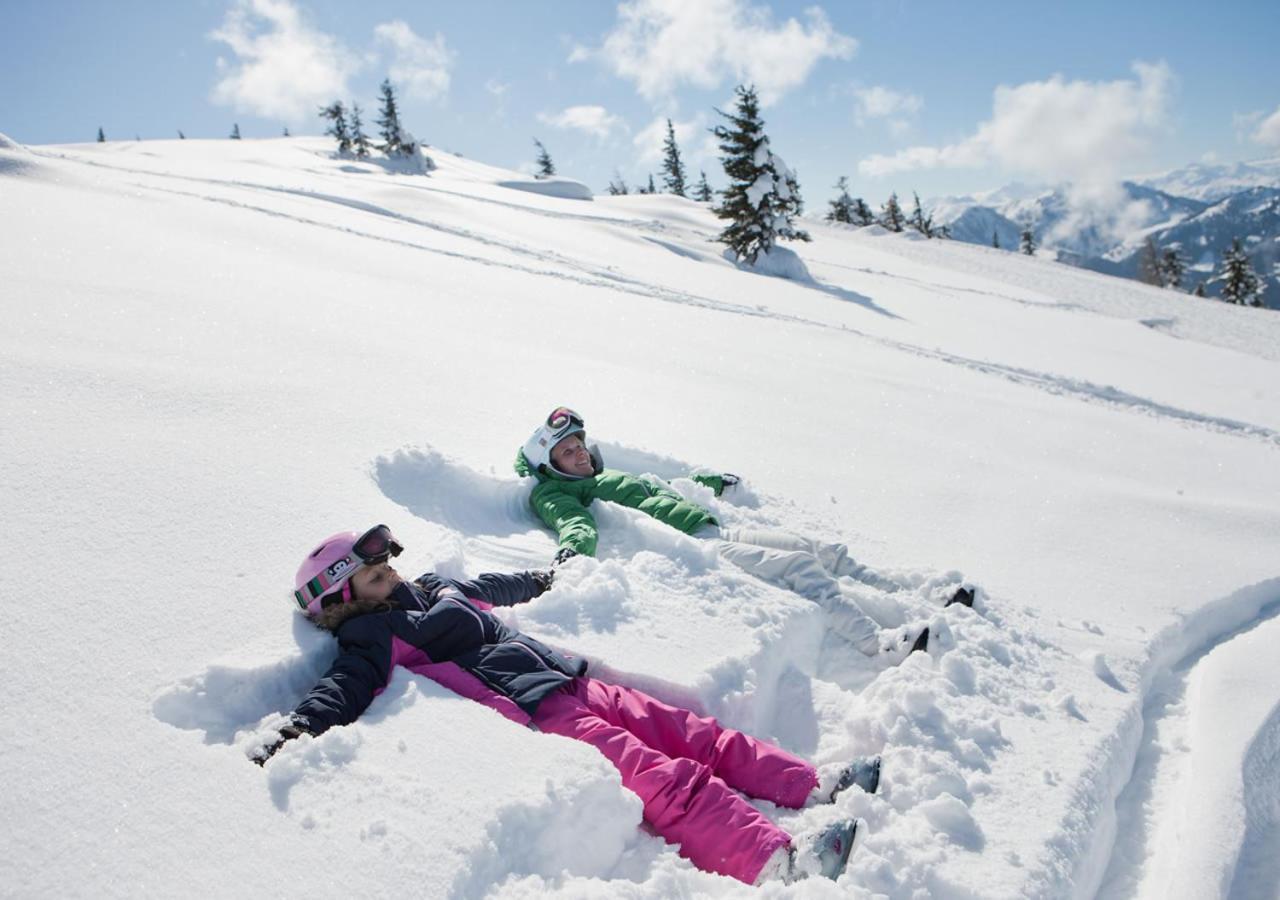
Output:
[291, 572, 585, 735]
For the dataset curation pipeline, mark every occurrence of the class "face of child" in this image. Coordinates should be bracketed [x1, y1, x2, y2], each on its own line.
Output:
[350, 561, 403, 603]
[551, 433, 594, 477]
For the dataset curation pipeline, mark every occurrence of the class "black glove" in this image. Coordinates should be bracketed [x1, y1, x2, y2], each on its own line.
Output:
[530, 569, 555, 596]
[552, 547, 579, 568]
[252, 721, 312, 766]
[718, 473, 740, 496]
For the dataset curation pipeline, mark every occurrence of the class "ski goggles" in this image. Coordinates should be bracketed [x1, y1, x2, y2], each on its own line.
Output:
[545, 407, 584, 440]
[294, 524, 404, 613]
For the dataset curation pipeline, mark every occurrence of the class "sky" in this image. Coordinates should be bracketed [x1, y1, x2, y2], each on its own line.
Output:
[3, 0, 1279, 206]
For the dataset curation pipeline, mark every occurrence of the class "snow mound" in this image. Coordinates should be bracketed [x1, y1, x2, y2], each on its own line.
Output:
[497, 176, 594, 200]
[725, 245, 812, 281]
[861, 224, 890, 236]
[0, 132, 25, 151]
[0, 132, 39, 177]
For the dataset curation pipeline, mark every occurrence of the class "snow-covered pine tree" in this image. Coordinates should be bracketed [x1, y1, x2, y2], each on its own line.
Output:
[852, 197, 875, 226]
[1160, 247, 1185, 290]
[879, 192, 904, 232]
[992, 230, 1000, 249]
[607, 171, 629, 195]
[377, 79, 405, 155]
[350, 104, 371, 158]
[661, 119, 687, 196]
[1216, 238, 1262, 306]
[97, 127, 105, 143]
[533, 139, 555, 178]
[711, 84, 810, 264]
[1193, 281, 1207, 298]
[644, 173, 656, 194]
[319, 101, 352, 154]
[1137, 237, 1164, 286]
[825, 176, 855, 224]
[908, 191, 933, 236]
[1020, 228, 1036, 255]
[230, 123, 241, 140]
[694, 170, 714, 202]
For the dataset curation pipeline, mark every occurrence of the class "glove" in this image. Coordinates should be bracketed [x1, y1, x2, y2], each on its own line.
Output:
[718, 473, 740, 495]
[552, 547, 579, 568]
[530, 569, 554, 596]
[252, 721, 312, 766]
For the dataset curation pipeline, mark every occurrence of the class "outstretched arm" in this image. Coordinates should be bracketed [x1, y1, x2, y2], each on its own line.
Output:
[291, 618, 393, 736]
[531, 481, 599, 556]
[691, 472, 740, 497]
[449, 571, 550, 608]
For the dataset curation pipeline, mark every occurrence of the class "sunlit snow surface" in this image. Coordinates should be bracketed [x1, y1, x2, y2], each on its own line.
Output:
[2, 136, 1278, 899]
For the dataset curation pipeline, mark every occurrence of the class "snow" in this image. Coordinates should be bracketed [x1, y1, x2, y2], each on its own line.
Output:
[2, 136, 1280, 898]
[496, 175, 594, 200]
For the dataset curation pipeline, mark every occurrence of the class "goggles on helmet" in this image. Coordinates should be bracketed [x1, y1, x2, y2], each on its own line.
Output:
[545, 406, 584, 440]
[293, 524, 404, 614]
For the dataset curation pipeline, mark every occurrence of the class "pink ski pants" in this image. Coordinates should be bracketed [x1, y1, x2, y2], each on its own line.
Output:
[531, 677, 817, 884]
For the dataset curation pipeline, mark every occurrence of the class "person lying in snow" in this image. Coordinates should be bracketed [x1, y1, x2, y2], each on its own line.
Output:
[254, 524, 880, 885]
[515, 408, 974, 663]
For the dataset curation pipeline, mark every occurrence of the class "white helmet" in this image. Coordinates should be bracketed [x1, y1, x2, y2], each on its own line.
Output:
[523, 407, 600, 477]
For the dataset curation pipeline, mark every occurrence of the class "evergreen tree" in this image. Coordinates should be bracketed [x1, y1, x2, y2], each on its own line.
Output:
[992, 229, 1000, 249]
[660, 119, 687, 196]
[1160, 246, 1185, 290]
[851, 197, 875, 226]
[645, 173, 657, 194]
[350, 103, 372, 158]
[607, 171, 629, 195]
[97, 127, 105, 143]
[1020, 228, 1036, 255]
[283, 126, 290, 137]
[1137, 237, 1164, 286]
[230, 123, 241, 140]
[533, 139, 555, 177]
[319, 101, 352, 154]
[1193, 281, 1207, 298]
[377, 79, 405, 155]
[879, 192, 904, 232]
[694, 170, 714, 202]
[711, 84, 810, 264]
[1216, 238, 1262, 306]
[907, 191, 934, 236]
[825, 176, 855, 224]
[177, 130, 185, 139]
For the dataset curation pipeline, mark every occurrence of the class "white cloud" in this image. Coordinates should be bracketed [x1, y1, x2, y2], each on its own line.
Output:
[484, 78, 510, 97]
[209, 0, 359, 121]
[858, 61, 1175, 184]
[538, 105, 628, 141]
[571, 0, 856, 105]
[373, 20, 454, 101]
[853, 85, 922, 123]
[1250, 105, 1280, 149]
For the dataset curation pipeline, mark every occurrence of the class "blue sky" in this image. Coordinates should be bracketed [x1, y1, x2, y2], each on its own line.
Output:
[3, 0, 1279, 205]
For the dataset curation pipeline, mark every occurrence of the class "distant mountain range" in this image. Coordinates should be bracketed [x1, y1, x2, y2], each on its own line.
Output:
[930, 158, 1280, 307]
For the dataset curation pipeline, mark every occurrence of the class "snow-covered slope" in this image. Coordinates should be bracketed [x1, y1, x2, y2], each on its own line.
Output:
[2, 135, 1279, 899]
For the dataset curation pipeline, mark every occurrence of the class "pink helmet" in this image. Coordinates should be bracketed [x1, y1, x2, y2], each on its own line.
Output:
[292, 525, 403, 617]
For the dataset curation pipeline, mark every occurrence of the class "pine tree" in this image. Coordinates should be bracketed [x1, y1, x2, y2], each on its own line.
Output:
[694, 170, 713, 202]
[711, 84, 810, 264]
[282, 126, 290, 137]
[319, 101, 352, 154]
[1216, 238, 1262, 306]
[851, 197, 875, 226]
[533, 139, 555, 177]
[660, 119, 687, 196]
[992, 230, 1000, 249]
[1020, 228, 1036, 255]
[377, 79, 405, 155]
[350, 103, 371, 158]
[1160, 246, 1185, 290]
[1137, 237, 1164, 286]
[825, 176, 855, 224]
[230, 123, 241, 140]
[907, 191, 934, 237]
[607, 171, 629, 195]
[177, 130, 185, 139]
[97, 127, 105, 143]
[645, 173, 656, 194]
[879, 192, 904, 232]
[1193, 281, 1207, 298]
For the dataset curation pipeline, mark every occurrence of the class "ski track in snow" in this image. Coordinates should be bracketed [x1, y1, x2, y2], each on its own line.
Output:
[1093, 583, 1280, 900]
